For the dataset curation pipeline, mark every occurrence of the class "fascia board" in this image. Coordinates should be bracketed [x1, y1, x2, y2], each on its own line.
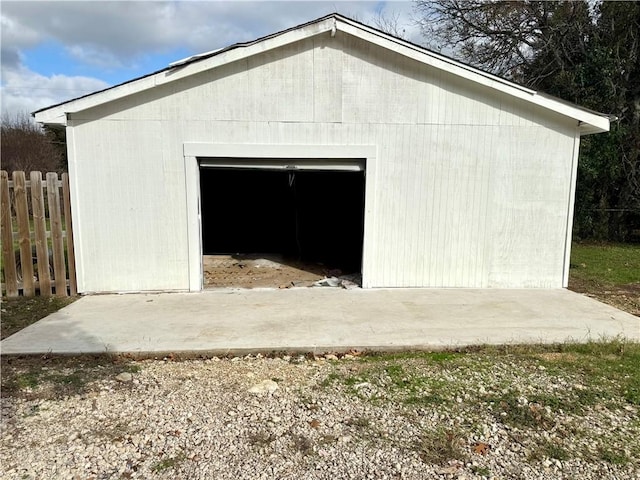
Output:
[34, 113, 67, 126]
[531, 92, 610, 134]
[577, 122, 610, 135]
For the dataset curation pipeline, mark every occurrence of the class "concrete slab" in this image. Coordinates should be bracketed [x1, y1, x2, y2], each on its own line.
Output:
[1, 288, 638, 356]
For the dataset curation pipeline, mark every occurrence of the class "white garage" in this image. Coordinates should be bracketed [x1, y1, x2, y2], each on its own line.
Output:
[34, 14, 610, 293]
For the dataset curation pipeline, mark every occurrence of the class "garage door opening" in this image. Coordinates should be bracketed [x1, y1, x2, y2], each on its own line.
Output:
[199, 159, 365, 289]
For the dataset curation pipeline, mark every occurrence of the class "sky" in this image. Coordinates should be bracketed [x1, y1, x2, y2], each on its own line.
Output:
[1, 0, 422, 119]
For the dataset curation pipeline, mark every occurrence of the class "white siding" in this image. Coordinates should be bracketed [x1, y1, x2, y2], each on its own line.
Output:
[68, 31, 578, 292]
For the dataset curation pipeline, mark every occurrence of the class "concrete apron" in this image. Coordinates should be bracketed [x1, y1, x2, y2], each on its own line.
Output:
[1, 288, 638, 356]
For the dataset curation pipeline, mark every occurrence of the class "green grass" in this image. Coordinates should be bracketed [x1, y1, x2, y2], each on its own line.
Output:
[331, 355, 460, 406]
[533, 340, 640, 406]
[484, 390, 554, 429]
[544, 443, 570, 461]
[363, 351, 462, 363]
[470, 465, 491, 477]
[599, 447, 631, 465]
[1, 354, 142, 400]
[15, 371, 40, 389]
[570, 242, 640, 286]
[528, 439, 571, 461]
[151, 453, 186, 472]
[414, 428, 467, 465]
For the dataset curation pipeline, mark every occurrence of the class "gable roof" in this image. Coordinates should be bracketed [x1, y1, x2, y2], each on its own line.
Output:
[33, 13, 610, 135]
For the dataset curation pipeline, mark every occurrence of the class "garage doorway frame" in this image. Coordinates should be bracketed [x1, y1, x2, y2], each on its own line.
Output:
[184, 143, 377, 292]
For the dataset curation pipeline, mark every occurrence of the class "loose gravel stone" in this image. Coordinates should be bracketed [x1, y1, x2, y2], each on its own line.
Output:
[1, 354, 639, 479]
[248, 379, 279, 394]
[115, 372, 133, 382]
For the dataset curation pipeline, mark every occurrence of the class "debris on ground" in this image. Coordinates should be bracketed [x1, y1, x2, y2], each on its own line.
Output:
[203, 254, 362, 290]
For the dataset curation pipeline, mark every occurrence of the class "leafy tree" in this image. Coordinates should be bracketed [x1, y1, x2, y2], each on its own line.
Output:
[0, 112, 67, 174]
[414, 0, 640, 240]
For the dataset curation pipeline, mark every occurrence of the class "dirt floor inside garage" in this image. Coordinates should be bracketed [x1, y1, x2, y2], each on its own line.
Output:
[203, 254, 361, 289]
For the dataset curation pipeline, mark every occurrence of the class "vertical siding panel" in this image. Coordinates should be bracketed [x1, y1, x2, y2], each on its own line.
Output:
[430, 124, 442, 286]
[386, 125, 399, 286]
[452, 126, 463, 286]
[479, 127, 495, 286]
[395, 123, 407, 286]
[411, 124, 425, 286]
[404, 125, 418, 286]
[313, 36, 342, 123]
[247, 40, 314, 122]
[431, 70, 442, 126]
[466, 126, 480, 285]
[460, 127, 472, 286]
[470, 127, 484, 286]
[392, 124, 404, 286]
[457, 127, 470, 286]
[445, 126, 456, 285]
[365, 124, 381, 286]
[399, 124, 413, 286]
[416, 126, 431, 285]
[378, 124, 391, 286]
[442, 126, 454, 286]
[468, 129, 481, 286]
[450, 127, 462, 285]
[426, 124, 439, 286]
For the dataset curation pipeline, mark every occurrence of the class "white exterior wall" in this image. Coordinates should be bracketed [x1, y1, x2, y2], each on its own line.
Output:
[67, 31, 578, 292]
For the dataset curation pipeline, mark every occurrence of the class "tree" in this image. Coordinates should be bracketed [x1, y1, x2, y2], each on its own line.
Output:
[415, 1, 593, 83]
[571, 3, 640, 240]
[372, 10, 408, 40]
[0, 112, 67, 174]
[414, 0, 640, 240]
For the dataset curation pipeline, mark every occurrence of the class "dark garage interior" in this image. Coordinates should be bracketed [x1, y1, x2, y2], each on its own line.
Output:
[199, 166, 365, 275]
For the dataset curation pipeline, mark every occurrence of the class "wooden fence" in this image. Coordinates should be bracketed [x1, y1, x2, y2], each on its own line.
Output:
[1, 171, 77, 297]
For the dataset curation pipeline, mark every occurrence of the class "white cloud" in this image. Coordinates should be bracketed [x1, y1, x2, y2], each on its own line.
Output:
[1, 64, 110, 117]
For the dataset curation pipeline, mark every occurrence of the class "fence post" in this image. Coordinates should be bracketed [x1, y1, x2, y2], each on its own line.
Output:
[62, 173, 77, 295]
[13, 171, 35, 296]
[30, 171, 52, 296]
[47, 173, 67, 296]
[1, 171, 18, 297]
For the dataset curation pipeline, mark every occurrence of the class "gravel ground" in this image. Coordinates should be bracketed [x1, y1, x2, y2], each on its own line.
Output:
[1, 352, 639, 480]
